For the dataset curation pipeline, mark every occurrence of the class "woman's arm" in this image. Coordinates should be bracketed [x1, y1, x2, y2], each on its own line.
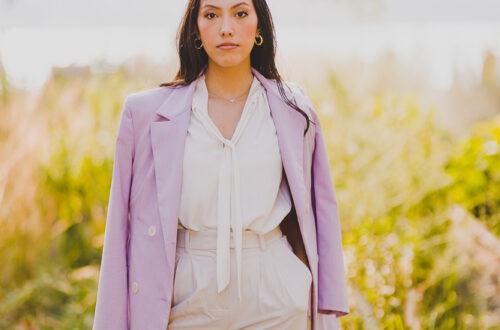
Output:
[93, 96, 135, 329]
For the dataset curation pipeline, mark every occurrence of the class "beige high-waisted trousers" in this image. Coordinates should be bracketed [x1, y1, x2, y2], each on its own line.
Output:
[167, 226, 312, 329]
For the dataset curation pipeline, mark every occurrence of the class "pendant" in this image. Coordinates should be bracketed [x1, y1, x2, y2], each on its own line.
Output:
[229, 98, 235, 103]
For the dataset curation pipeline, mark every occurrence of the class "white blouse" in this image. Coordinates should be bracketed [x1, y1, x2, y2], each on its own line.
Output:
[178, 73, 292, 302]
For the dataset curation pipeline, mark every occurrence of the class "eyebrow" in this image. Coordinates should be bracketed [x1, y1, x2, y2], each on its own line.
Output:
[201, 2, 250, 9]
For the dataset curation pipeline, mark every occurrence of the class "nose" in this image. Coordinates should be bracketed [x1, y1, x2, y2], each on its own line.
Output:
[220, 15, 233, 37]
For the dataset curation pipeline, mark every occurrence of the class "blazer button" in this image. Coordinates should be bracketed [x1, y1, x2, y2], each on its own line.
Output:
[148, 225, 157, 237]
[132, 281, 139, 293]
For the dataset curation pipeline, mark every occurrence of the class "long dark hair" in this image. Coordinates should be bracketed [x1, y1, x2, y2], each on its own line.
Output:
[158, 0, 313, 135]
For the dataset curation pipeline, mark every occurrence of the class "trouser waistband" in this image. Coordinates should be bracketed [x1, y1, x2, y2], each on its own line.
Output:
[176, 225, 284, 250]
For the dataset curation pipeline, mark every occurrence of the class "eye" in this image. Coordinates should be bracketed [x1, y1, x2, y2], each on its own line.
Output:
[236, 10, 248, 18]
[204, 12, 216, 19]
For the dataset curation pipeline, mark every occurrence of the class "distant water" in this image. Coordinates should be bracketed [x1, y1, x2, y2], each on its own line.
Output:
[1, 21, 499, 91]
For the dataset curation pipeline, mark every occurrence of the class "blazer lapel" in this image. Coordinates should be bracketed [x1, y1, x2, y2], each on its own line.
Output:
[251, 67, 307, 228]
[150, 68, 307, 260]
[150, 82, 196, 259]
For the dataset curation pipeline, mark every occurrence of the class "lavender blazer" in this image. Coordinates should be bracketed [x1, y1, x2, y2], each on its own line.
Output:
[92, 67, 350, 330]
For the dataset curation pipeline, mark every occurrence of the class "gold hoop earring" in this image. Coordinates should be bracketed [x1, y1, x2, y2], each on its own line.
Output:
[255, 34, 263, 46]
[194, 37, 203, 50]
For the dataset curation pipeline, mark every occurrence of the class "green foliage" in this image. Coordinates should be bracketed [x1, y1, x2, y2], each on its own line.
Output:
[304, 68, 500, 328]
[0, 64, 142, 327]
[445, 116, 500, 236]
[0, 266, 99, 329]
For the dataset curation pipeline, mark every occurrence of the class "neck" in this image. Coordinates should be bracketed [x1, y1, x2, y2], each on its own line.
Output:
[204, 59, 254, 99]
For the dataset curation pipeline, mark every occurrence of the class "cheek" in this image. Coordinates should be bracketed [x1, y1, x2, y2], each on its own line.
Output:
[239, 18, 258, 43]
[197, 21, 210, 38]
[197, 20, 217, 45]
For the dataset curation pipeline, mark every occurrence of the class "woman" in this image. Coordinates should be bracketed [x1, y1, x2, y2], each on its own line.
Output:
[92, 0, 349, 329]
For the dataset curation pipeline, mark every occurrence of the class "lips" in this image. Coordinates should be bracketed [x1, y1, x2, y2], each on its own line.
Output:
[218, 43, 238, 47]
[217, 43, 238, 50]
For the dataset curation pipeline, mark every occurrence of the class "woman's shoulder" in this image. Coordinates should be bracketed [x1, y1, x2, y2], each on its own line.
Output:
[281, 80, 318, 122]
[124, 86, 173, 112]
[115, 85, 187, 134]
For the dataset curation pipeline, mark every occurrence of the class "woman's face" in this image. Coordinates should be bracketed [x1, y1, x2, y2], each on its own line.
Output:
[197, 0, 259, 68]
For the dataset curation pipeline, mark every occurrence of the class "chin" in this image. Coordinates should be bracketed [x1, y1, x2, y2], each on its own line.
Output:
[213, 58, 247, 68]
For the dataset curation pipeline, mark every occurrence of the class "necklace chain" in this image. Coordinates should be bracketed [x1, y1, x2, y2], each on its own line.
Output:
[208, 90, 249, 103]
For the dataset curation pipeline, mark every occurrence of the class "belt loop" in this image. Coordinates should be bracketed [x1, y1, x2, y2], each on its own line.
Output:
[259, 233, 266, 250]
[185, 229, 190, 252]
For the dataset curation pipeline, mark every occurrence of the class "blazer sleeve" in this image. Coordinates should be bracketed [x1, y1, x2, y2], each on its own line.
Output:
[93, 96, 134, 330]
[296, 86, 350, 317]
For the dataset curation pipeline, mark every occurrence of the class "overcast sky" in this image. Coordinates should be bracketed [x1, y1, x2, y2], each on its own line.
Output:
[1, 0, 499, 28]
[1, 0, 499, 91]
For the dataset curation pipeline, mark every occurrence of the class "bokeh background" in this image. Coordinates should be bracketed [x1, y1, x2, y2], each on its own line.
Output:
[1, 0, 500, 328]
